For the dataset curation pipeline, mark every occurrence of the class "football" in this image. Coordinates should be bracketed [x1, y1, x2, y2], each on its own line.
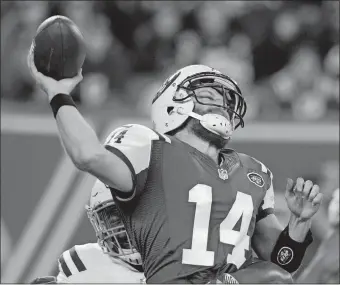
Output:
[33, 15, 86, 80]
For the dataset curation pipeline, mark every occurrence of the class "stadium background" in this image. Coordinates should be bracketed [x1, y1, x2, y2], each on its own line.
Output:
[1, 1, 339, 283]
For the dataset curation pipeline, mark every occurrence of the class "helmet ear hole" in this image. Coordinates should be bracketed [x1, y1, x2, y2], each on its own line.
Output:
[167, 106, 174, 114]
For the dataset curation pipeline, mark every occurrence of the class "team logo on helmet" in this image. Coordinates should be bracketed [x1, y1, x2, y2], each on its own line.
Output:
[247, 172, 264, 187]
[153, 71, 181, 104]
[277, 247, 294, 265]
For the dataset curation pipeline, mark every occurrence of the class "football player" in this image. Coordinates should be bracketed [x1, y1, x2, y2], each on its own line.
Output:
[297, 188, 339, 284]
[31, 179, 144, 284]
[28, 47, 323, 284]
[56, 179, 144, 283]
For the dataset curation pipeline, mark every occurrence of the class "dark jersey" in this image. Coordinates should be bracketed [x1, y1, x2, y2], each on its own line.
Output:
[104, 124, 275, 283]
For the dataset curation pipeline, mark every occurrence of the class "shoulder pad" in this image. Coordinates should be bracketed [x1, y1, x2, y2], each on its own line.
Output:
[104, 124, 170, 175]
[57, 243, 145, 283]
[238, 153, 271, 175]
[105, 124, 171, 146]
[238, 153, 273, 189]
[58, 243, 107, 277]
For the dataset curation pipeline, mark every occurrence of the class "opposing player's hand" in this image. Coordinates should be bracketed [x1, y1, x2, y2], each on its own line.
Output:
[30, 276, 57, 284]
[27, 43, 83, 99]
[285, 178, 323, 221]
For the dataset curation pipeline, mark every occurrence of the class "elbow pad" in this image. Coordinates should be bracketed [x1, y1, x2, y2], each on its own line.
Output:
[271, 226, 313, 273]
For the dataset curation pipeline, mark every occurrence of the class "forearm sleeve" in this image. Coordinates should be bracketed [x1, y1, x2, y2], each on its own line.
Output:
[271, 225, 313, 273]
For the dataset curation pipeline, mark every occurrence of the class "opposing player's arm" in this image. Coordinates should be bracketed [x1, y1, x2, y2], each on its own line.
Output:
[30, 276, 57, 284]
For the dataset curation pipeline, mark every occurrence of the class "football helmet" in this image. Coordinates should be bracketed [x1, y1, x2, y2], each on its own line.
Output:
[86, 180, 142, 265]
[151, 65, 247, 139]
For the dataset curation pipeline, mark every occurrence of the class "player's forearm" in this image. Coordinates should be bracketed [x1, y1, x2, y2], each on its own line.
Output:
[55, 105, 104, 170]
[288, 214, 312, 242]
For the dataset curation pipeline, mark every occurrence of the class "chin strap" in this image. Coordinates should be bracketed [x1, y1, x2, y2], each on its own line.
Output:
[176, 107, 233, 139]
[117, 248, 142, 266]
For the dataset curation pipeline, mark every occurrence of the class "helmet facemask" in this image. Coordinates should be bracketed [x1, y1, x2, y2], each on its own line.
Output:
[151, 65, 247, 138]
[174, 72, 247, 130]
[86, 201, 141, 264]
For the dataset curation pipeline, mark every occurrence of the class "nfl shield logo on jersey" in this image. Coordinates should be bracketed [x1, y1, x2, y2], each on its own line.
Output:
[218, 168, 228, 180]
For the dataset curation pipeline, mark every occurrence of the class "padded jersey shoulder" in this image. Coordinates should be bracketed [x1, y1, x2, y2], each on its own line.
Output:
[58, 243, 110, 275]
[236, 153, 276, 220]
[57, 243, 145, 283]
[104, 124, 171, 176]
[105, 124, 171, 147]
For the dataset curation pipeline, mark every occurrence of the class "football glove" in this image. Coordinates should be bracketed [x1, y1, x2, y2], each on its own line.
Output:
[30, 275, 57, 284]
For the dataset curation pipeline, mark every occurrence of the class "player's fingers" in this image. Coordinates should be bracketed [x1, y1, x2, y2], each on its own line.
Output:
[77, 69, 83, 81]
[27, 45, 35, 75]
[27, 44, 36, 68]
[285, 178, 295, 196]
[294, 177, 304, 194]
[302, 180, 314, 198]
[27, 43, 41, 79]
[65, 70, 83, 88]
[308, 184, 320, 201]
[312, 193, 323, 207]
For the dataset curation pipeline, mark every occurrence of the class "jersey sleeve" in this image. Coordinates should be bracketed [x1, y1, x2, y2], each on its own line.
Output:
[257, 168, 275, 222]
[57, 246, 87, 283]
[104, 124, 170, 201]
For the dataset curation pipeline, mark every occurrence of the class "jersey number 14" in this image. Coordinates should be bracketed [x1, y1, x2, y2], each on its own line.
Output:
[182, 184, 253, 268]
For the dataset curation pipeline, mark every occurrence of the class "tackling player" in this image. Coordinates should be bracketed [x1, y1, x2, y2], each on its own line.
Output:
[27, 47, 323, 283]
[57, 179, 144, 283]
[31, 180, 144, 284]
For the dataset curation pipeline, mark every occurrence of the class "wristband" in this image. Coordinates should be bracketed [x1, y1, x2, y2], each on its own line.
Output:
[271, 225, 313, 273]
[50, 94, 77, 118]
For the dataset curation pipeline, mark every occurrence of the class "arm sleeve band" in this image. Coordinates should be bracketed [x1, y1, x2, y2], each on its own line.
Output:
[50, 94, 77, 118]
[271, 225, 313, 273]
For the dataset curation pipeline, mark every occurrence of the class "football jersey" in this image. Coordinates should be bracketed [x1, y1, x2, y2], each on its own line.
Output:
[57, 243, 144, 283]
[105, 124, 274, 283]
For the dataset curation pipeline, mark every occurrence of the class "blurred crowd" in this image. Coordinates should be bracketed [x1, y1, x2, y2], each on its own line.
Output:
[1, 1, 339, 122]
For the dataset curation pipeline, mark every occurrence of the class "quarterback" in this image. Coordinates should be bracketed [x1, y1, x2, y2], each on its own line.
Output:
[28, 46, 323, 283]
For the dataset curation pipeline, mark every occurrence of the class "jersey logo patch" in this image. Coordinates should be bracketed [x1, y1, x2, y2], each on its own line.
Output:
[112, 125, 133, 144]
[247, 172, 264, 187]
[218, 168, 229, 180]
[277, 246, 294, 265]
